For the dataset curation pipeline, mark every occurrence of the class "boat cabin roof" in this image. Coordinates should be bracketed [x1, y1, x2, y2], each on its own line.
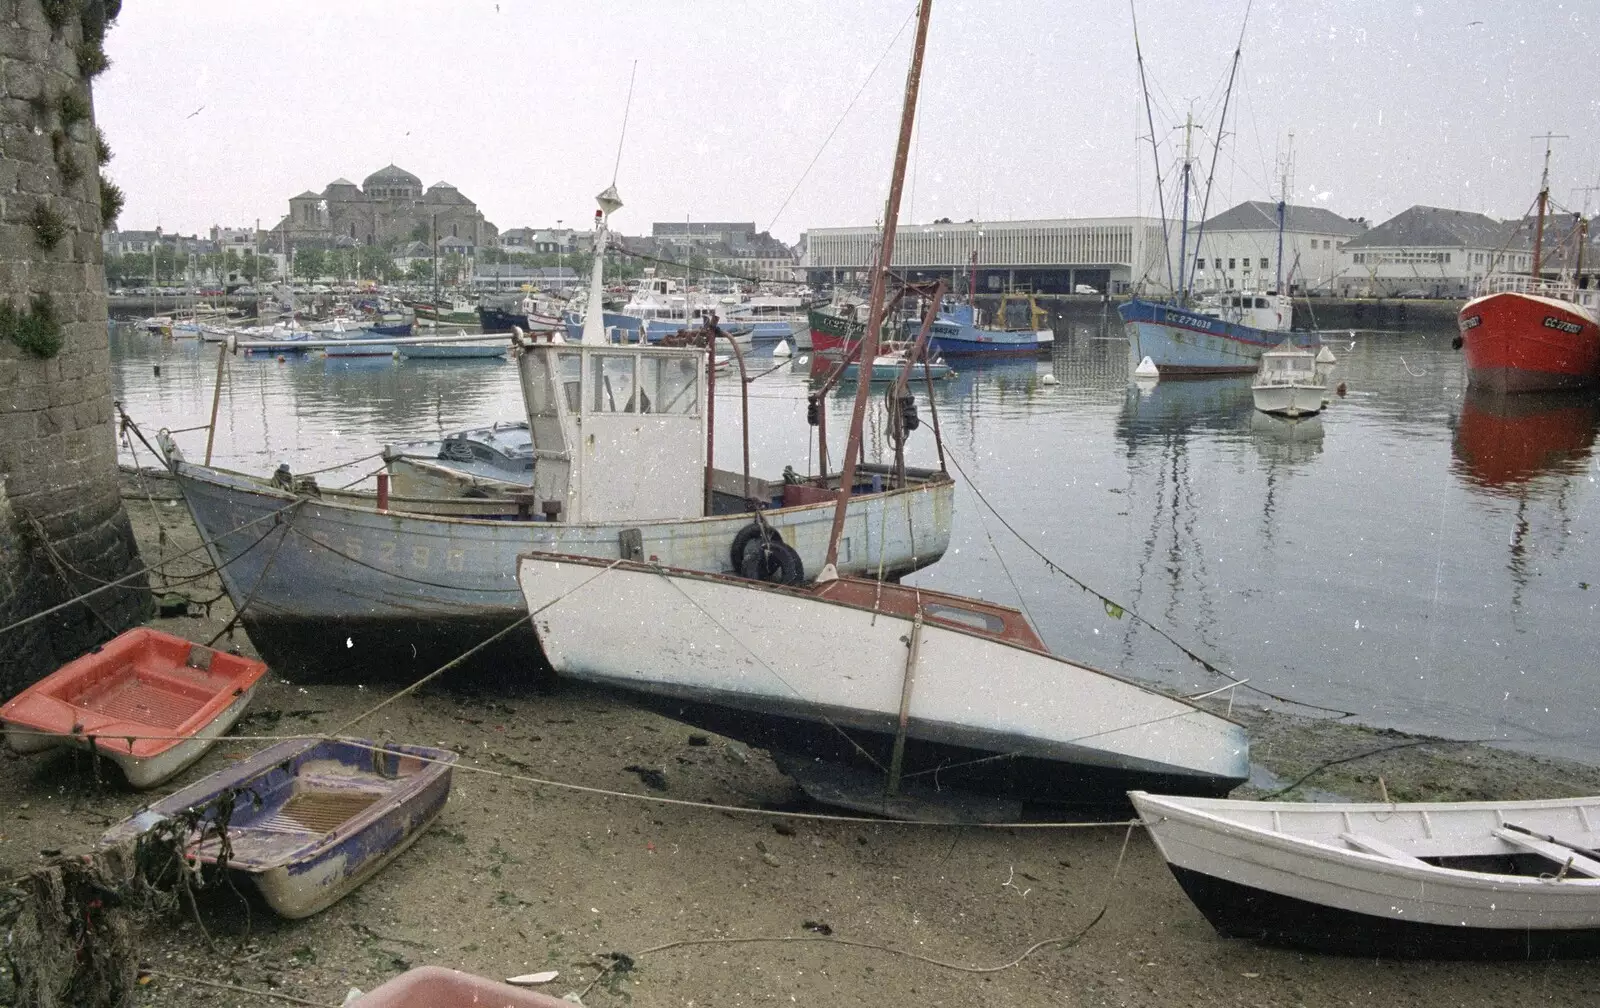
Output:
[812, 577, 1046, 650]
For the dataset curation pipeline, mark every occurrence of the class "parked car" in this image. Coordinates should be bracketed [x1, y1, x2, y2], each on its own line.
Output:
[1074, 284, 1099, 295]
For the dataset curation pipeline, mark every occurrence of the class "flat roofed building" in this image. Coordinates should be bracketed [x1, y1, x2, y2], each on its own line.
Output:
[802, 217, 1174, 295]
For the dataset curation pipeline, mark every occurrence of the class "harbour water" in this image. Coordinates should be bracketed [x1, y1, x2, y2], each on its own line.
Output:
[110, 321, 1600, 765]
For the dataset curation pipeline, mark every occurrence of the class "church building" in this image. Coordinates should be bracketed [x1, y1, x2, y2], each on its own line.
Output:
[267, 165, 498, 252]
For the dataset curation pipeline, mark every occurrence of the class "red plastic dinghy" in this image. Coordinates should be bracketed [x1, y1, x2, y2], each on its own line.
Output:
[0, 627, 267, 788]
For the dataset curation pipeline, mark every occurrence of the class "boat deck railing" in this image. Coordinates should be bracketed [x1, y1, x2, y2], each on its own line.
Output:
[1476, 274, 1591, 302]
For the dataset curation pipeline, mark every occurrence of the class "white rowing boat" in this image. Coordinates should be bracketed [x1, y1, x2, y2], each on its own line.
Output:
[1132, 790, 1600, 959]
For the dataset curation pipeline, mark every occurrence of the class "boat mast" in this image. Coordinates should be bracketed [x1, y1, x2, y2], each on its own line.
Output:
[1184, 1, 1251, 295]
[1130, 1, 1175, 296]
[1275, 132, 1291, 293]
[1176, 112, 1193, 300]
[819, 0, 934, 581]
[1530, 132, 1566, 279]
[1576, 215, 1589, 286]
[581, 187, 622, 345]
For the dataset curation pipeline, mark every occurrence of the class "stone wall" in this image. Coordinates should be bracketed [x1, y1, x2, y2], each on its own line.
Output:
[0, 0, 146, 696]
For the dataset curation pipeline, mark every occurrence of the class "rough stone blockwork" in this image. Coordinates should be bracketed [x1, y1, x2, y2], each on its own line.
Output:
[0, 0, 147, 696]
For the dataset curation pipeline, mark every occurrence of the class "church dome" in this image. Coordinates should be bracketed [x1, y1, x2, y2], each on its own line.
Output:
[363, 164, 421, 189]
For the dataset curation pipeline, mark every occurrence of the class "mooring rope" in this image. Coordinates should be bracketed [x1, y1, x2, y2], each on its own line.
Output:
[0, 499, 302, 639]
[942, 446, 1358, 719]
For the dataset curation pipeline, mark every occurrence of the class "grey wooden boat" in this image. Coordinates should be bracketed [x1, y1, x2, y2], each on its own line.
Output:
[159, 334, 952, 682]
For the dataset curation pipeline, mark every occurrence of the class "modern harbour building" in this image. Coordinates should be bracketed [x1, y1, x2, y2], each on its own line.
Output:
[801, 217, 1177, 294]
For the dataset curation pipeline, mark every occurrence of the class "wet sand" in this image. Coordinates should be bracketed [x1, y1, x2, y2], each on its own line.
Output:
[1, 471, 1597, 1007]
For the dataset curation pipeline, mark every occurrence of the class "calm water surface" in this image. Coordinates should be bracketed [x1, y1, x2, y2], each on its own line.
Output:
[110, 322, 1600, 764]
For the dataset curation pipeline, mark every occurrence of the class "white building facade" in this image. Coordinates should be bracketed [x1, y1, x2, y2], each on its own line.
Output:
[1334, 206, 1527, 298]
[1186, 202, 1366, 294]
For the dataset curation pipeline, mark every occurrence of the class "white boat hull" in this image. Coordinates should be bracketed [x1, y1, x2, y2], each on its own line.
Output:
[1133, 791, 1600, 959]
[1250, 381, 1326, 417]
[518, 556, 1249, 809]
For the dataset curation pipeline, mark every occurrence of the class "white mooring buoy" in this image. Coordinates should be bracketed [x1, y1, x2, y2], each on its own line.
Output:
[1133, 355, 1159, 377]
[773, 339, 791, 357]
[1040, 372, 1059, 385]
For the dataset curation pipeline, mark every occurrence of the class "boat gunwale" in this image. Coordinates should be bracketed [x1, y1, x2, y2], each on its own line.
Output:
[1132, 791, 1600, 890]
[162, 737, 457, 872]
[0, 627, 268, 759]
[169, 455, 954, 532]
[516, 552, 1243, 728]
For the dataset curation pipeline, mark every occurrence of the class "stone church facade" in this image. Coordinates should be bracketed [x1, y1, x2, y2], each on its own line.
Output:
[267, 165, 498, 252]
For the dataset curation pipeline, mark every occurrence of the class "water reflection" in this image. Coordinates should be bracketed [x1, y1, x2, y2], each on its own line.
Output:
[1451, 387, 1598, 604]
[1117, 376, 1256, 442]
[1452, 388, 1600, 493]
[1250, 412, 1325, 468]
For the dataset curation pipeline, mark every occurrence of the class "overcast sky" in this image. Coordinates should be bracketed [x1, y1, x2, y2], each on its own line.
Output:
[96, 1, 1597, 242]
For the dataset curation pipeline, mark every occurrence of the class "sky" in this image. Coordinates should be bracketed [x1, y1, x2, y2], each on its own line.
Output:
[94, 1, 1598, 243]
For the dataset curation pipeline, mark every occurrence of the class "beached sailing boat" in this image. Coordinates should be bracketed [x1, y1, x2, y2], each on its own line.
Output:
[517, 0, 1249, 817]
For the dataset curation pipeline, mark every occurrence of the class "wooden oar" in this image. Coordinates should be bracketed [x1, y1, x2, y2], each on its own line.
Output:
[1502, 822, 1600, 862]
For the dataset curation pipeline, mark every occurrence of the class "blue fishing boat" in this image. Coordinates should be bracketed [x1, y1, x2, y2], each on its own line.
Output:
[910, 296, 1054, 357]
[1119, 293, 1317, 375]
[364, 321, 414, 337]
[102, 737, 455, 918]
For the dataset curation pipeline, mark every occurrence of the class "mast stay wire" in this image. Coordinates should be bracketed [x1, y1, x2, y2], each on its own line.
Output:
[611, 60, 638, 187]
[1130, 0, 1175, 295]
[941, 446, 1357, 719]
[1187, 0, 1254, 296]
[764, 5, 919, 234]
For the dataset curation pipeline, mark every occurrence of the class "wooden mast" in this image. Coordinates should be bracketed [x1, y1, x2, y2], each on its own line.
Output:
[818, 0, 935, 581]
[1530, 132, 1566, 280]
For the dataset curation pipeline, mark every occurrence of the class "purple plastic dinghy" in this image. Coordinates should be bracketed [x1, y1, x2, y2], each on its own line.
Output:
[103, 737, 456, 918]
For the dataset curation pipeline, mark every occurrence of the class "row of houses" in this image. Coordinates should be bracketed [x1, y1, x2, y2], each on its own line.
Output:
[1182, 202, 1593, 298]
[800, 201, 1598, 298]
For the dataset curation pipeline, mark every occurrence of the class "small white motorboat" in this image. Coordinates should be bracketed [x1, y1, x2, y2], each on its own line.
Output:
[1250, 340, 1326, 417]
[1132, 790, 1600, 959]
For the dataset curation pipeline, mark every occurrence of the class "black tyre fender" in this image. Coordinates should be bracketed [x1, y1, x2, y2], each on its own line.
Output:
[729, 522, 775, 571]
[738, 534, 805, 585]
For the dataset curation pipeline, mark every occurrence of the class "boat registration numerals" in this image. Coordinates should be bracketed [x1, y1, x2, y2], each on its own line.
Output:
[339, 538, 467, 573]
[1459, 315, 1481, 331]
[1543, 316, 1583, 335]
[1159, 308, 1215, 331]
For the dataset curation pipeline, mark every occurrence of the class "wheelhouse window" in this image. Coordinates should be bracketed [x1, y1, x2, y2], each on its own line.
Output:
[655, 356, 700, 415]
[591, 355, 639, 413]
[559, 353, 581, 413]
